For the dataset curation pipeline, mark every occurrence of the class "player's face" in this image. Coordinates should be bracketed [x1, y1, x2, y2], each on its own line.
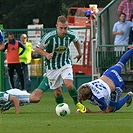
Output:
[119, 14, 126, 22]
[56, 22, 68, 37]
[8, 34, 14, 43]
[21, 35, 27, 44]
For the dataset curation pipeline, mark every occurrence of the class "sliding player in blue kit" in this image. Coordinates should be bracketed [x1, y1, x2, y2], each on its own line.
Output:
[78, 48, 133, 113]
[0, 30, 5, 50]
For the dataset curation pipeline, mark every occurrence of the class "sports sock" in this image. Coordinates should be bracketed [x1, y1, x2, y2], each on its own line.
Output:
[112, 94, 130, 112]
[118, 49, 133, 67]
[54, 95, 64, 104]
[68, 86, 79, 105]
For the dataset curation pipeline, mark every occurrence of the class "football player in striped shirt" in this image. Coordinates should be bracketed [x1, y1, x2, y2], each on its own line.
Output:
[34, 15, 86, 113]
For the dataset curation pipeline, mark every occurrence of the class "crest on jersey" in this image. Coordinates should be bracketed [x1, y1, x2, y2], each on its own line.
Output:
[55, 46, 66, 54]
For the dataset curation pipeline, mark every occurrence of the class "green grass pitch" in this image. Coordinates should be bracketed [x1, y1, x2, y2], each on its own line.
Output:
[0, 92, 133, 133]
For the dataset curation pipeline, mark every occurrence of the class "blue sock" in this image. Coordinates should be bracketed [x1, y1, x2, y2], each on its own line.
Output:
[112, 94, 130, 112]
[118, 49, 133, 67]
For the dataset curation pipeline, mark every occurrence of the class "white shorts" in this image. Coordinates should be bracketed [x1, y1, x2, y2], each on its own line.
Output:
[6, 89, 30, 103]
[46, 64, 73, 89]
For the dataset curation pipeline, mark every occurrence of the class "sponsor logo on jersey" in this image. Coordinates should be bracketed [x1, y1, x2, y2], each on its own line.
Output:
[55, 46, 66, 54]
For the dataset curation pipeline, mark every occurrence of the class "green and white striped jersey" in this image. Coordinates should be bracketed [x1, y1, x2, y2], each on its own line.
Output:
[0, 92, 10, 105]
[40, 29, 78, 69]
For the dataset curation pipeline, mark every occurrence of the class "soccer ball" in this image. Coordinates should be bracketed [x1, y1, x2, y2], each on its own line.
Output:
[55, 103, 70, 116]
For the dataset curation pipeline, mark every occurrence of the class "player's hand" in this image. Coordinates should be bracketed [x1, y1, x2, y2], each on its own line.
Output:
[128, 45, 133, 49]
[46, 53, 53, 60]
[0, 42, 5, 51]
[119, 31, 124, 35]
[74, 54, 82, 63]
[76, 107, 91, 113]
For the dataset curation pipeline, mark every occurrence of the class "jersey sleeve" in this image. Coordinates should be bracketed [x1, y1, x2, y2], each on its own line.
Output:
[69, 30, 78, 42]
[0, 92, 10, 102]
[0, 30, 4, 42]
[36, 32, 50, 49]
[112, 23, 117, 32]
[93, 95, 108, 111]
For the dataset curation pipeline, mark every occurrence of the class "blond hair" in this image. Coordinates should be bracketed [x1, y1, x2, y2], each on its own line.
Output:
[57, 15, 67, 23]
[77, 84, 92, 100]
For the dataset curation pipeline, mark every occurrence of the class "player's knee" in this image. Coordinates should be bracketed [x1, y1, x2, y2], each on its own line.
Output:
[30, 96, 41, 103]
[35, 97, 41, 103]
[54, 88, 62, 98]
[65, 83, 73, 90]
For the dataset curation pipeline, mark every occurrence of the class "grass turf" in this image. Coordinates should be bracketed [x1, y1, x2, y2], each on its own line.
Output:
[0, 92, 133, 133]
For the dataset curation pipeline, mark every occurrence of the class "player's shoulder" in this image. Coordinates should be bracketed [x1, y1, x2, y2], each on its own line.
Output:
[44, 30, 56, 37]
[26, 41, 32, 46]
[41, 30, 56, 41]
[114, 21, 120, 25]
[67, 29, 75, 36]
[0, 30, 2, 35]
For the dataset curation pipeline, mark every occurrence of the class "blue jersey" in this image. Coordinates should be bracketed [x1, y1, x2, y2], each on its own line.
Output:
[86, 79, 111, 110]
[85, 64, 124, 110]
[0, 30, 3, 42]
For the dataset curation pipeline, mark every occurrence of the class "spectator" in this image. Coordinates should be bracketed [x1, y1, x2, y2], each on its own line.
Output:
[128, 14, 133, 44]
[0, 30, 4, 50]
[128, 14, 133, 70]
[112, 13, 133, 52]
[16, 34, 32, 92]
[117, 0, 133, 21]
[4, 33, 25, 90]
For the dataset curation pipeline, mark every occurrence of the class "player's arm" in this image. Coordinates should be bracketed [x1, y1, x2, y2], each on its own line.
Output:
[83, 107, 109, 114]
[84, 98, 110, 113]
[73, 41, 82, 62]
[0, 31, 5, 50]
[19, 41, 26, 55]
[34, 45, 53, 60]
[10, 95, 20, 114]
[0, 41, 5, 50]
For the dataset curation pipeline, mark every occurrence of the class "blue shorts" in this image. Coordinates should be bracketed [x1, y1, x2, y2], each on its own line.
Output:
[102, 64, 125, 107]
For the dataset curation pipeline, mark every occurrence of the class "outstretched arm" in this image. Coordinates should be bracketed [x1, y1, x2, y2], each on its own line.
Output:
[34, 47, 53, 60]
[10, 96, 20, 114]
[73, 41, 82, 62]
[0, 42, 5, 50]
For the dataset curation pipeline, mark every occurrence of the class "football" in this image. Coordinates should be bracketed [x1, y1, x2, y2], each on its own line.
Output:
[55, 103, 70, 116]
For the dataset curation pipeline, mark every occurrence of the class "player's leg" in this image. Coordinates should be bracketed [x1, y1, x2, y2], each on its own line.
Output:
[103, 49, 133, 77]
[125, 91, 133, 107]
[64, 79, 79, 105]
[23, 63, 31, 92]
[15, 63, 25, 90]
[1, 101, 13, 113]
[47, 69, 65, 104]
[108, 93, 133, 112]
[108, 89, 133, 112]
[62, 66, 86, 113]
[30, 76, 49, 103]
[54, 87, 64, 104]
[7, 64, 15, 88]
[30, 89, 43, 103]
[117, 48, 133, 67]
